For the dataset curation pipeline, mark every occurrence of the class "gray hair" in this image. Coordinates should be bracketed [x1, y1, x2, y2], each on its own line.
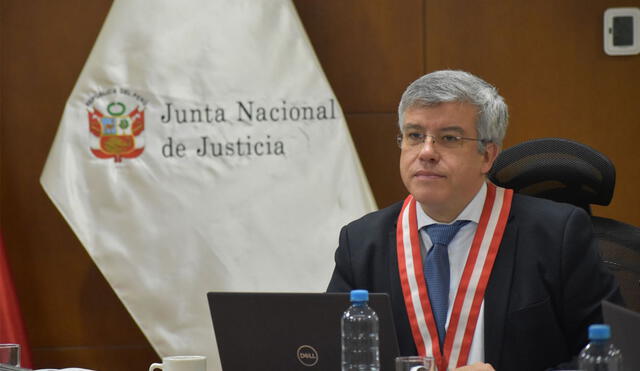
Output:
[398, 70, 508, 151]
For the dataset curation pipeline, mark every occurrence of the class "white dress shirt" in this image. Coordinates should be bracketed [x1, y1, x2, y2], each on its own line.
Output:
[416, 183, 487, 364]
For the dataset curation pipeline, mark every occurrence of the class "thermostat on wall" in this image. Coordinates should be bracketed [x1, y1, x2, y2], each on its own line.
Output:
[604, 7, 640, 55]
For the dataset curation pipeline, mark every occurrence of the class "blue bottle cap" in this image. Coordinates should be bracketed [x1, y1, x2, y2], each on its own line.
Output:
[350, 289, 369, 302]
[588, 324, 611, 340]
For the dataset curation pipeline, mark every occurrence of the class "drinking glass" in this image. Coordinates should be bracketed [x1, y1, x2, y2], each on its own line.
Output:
[149, 355, 206, 371]
[395, 356, 434, 371]
[0, 344, 20, 367]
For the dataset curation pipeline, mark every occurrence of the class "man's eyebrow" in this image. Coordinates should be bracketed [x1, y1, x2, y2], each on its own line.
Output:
[401, 124, 466, 134]
[402, 123, 423, 131]
[439, 126, 465, 134]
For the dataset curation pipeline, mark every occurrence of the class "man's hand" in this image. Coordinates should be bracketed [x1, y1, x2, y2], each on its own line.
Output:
[454, 362, 495, 371]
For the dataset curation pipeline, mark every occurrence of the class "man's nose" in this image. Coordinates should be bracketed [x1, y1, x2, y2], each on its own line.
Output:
[418, 135, 439, 160]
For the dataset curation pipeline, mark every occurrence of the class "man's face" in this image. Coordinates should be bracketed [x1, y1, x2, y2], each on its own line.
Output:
[399, 102, 498, 222]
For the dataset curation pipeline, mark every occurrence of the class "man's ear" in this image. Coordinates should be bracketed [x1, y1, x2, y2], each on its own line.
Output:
[481, 142, 499, 174]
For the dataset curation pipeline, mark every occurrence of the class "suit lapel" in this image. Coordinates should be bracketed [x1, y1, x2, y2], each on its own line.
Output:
[483, 212, 518, 367]
[386, 203, 409, 324]
[388, 228, 402, 301]
[388, 217, 420, 355]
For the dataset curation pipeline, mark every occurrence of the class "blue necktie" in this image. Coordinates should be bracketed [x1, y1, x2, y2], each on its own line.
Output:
[423, 220, 469, 349]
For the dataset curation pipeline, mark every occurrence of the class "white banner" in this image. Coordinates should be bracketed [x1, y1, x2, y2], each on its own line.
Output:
[40, 1, 376, 370]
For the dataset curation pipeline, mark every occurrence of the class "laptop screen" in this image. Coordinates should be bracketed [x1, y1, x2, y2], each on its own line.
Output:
[207, 292, 400, 371]
[602, 300, 640, 371]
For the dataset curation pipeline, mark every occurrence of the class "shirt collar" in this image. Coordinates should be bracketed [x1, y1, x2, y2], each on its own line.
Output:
[416, 182, 487, 229]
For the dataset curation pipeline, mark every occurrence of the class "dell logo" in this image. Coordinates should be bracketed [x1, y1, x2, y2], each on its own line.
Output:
[296, 345, 319, 367]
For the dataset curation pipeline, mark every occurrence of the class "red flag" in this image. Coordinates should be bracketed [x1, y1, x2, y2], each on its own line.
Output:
[0, 229, 32, 368]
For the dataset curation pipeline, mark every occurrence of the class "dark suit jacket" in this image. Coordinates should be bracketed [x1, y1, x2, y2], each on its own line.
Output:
[327, 193, 623, 371]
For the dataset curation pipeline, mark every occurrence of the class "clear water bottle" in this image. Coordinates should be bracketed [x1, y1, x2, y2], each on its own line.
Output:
[341, 289, 380, 371]
[578, 324, 623, 371]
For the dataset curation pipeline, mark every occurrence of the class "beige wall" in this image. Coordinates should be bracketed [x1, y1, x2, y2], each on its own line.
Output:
[1, 1, 638, 369]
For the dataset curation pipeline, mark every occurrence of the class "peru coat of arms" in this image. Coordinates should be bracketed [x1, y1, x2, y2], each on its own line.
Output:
[88, 102, 145, 162]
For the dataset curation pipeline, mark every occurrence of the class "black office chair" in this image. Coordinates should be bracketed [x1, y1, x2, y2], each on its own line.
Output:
[488, 138, 615, 215]
[489, 138, 640, 312]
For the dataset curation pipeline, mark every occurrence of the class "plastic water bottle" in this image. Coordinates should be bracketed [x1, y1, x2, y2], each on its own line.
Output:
[577, 324, 623, 371]
[341, 289, 380, 371]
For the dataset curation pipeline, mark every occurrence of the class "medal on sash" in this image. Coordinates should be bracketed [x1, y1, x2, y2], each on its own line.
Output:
[396, 183, 512, 371]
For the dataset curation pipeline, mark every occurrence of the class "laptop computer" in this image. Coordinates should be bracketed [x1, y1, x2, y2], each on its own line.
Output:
[602, 300, 640, 371]
[207, 292, 400, 371]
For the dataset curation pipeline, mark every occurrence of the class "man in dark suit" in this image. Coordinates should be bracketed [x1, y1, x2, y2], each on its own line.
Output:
[327, 70, 622, 371]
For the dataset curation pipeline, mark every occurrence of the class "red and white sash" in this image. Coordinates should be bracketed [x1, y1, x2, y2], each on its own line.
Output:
[396, 183, 513, 371]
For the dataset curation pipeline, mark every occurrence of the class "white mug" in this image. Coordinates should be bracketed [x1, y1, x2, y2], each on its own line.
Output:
[149, 355, 206, 371]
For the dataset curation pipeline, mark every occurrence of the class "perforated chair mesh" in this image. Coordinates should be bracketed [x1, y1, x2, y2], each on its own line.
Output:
[593, 216, 640, 312]
[488, 138, 615, 213]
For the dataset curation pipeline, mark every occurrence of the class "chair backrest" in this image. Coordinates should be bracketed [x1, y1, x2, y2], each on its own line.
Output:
[489, 138, 639, 311]
[592, 216, 640, 312]
[488, 138, 615, 214]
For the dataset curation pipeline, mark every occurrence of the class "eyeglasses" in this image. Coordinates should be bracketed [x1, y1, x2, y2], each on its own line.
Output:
[396, 131, 489, 149]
